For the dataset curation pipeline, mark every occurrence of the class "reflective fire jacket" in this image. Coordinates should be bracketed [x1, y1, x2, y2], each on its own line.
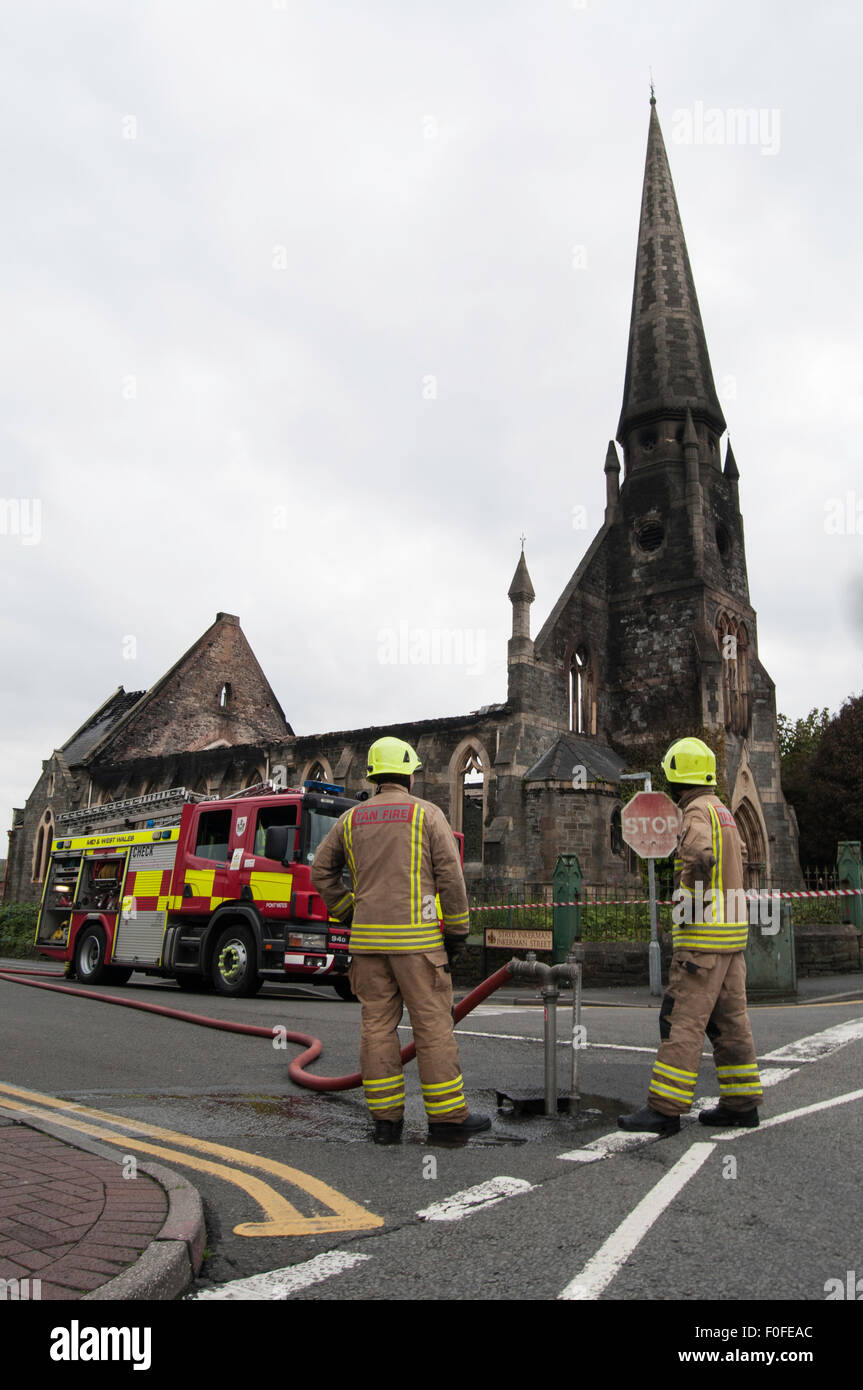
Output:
[310, 784, 470, 954]
[671, 789, 748, 952]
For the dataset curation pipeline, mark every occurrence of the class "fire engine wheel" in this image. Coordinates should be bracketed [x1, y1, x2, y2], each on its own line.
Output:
[211, 925, 262, 997]
[74, 925, 111, 985]
[332, 977, 358, 1002]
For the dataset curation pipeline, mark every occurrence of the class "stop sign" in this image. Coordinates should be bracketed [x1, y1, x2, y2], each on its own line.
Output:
[621, 791, 681, 858]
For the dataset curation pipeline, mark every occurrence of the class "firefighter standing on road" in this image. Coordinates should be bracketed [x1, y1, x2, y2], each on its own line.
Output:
[311, 736, 491, 1145]
[619, 736, 763, 1136]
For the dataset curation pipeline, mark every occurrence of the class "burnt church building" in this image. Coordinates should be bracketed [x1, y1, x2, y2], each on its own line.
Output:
[5, 100, 801, 904]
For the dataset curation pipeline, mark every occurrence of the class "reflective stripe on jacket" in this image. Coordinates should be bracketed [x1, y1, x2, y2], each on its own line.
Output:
[671, 791, 748, 952]
[311, 784, 469, 953]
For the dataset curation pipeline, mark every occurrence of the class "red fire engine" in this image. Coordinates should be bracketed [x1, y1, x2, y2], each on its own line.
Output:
[34, 781, 360, 998]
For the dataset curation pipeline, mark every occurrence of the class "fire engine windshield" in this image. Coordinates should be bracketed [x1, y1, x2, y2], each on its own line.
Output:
[302, 806, 344, 865]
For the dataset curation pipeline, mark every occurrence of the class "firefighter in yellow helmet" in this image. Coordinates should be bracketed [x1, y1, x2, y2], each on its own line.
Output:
[619, 736, 762, 1135]
[311, 736, 491, 1144]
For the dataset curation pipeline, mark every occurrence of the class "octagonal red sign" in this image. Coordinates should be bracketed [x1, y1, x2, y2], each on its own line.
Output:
[621, 791, 681, 858]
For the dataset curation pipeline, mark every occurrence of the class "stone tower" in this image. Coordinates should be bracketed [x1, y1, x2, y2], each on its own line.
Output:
[529, 97, 800, 885]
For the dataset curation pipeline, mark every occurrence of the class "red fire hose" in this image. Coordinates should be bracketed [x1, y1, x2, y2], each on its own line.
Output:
[0, 962, 515, 1092]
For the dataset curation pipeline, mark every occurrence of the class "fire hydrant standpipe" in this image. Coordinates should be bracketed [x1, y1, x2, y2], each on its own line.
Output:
[507, 958, 583, 1116]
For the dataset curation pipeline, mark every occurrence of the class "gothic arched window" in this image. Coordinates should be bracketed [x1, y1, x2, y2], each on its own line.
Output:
[461, 750, 484, 862]
[716, 614, 749, 736]
[568, 646, 595, 735]
[734, 799, 765, 890]
[31, 809, 54, 883]
[301, 758, 333, 786]
[449, 743, 487, 864]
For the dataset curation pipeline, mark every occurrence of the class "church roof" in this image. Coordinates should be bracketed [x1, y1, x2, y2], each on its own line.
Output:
[62, 688, 146, 766]
[524, 734, 627, 784]
[616, 99, 726, 443]
[81, 613, 290, 763]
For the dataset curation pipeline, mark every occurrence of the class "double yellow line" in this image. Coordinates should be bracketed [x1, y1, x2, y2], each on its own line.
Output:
[0, 1081, 383, 1238]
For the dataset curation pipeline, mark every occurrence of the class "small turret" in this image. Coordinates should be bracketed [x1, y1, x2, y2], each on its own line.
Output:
[604, 440, 621, 521]
[508, 547, 535, 663]
[724, 438, 740, 508]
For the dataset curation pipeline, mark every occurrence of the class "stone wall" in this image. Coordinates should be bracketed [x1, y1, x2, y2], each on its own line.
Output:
[793, 924, 862, 976]
[453, 926, 862, 990]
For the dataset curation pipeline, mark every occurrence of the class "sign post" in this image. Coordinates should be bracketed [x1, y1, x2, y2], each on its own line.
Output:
[620, 776, 681, 997]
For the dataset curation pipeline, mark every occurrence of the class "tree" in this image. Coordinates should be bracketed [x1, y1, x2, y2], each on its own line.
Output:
[805, 695, 863, 864]
[777, 707, 831, 764]
[777, 708, 831, 865]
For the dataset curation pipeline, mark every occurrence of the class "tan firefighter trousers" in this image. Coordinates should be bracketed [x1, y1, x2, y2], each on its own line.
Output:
[348, 949, 468, 1124]
[648, 950, 763, 1116]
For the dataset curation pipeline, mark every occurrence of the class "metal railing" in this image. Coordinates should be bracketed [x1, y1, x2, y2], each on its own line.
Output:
[469, 877, 860, 940]
[469, 882, 664, 942]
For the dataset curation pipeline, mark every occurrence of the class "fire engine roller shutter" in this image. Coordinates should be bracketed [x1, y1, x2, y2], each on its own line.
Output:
[114, 840, 178, 963]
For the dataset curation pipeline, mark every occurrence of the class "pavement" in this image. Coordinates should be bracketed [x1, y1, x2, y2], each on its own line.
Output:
[0, 956, 860, 1302]
[483, 967, 863, 1011]
[0, 1112, 205, 1301]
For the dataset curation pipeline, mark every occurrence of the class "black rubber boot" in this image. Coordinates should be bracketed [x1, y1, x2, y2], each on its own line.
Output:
[373, 1119, 404, 1145]
[617, 1104, 681, 1136]
[698, 1104, 759, 1128]
[427, 1113, 491, 1141]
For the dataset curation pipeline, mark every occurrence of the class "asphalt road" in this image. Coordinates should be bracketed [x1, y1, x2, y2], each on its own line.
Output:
[2, 964, 862, 1333]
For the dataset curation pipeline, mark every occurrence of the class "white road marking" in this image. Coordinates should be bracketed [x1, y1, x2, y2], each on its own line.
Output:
[557, 1071, 796, 1163]
[453, 1030, 544, 1044]
[559, 1131, 653, 1162]
[436, 1026, 657, 1053]
[796, 989, 863, 1005]
[470, 1005, 534, 1016]
[190, 1250, 371, 1300]
[416, 1176, 535, 1222]
[758, 1067, 798, 1086]
[558, 1142, 716, 1300]
[760, 1017, 863, 1063]
[712, 1087, 863, 1141]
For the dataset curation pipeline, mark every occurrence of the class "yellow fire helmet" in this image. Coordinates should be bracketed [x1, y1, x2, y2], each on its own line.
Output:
[366, 736, 422, 779]
[661, 736, 717, 786]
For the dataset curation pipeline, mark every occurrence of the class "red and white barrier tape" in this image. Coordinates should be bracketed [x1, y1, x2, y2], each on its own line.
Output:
[470, 887, 863, 912]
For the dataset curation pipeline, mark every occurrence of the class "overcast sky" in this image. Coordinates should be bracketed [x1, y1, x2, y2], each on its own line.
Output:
[2, 0, 861, 842]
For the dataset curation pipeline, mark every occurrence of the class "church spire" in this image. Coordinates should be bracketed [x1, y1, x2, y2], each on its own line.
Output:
[508, 549, 535, 605]
[616, 99, 726, 448]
